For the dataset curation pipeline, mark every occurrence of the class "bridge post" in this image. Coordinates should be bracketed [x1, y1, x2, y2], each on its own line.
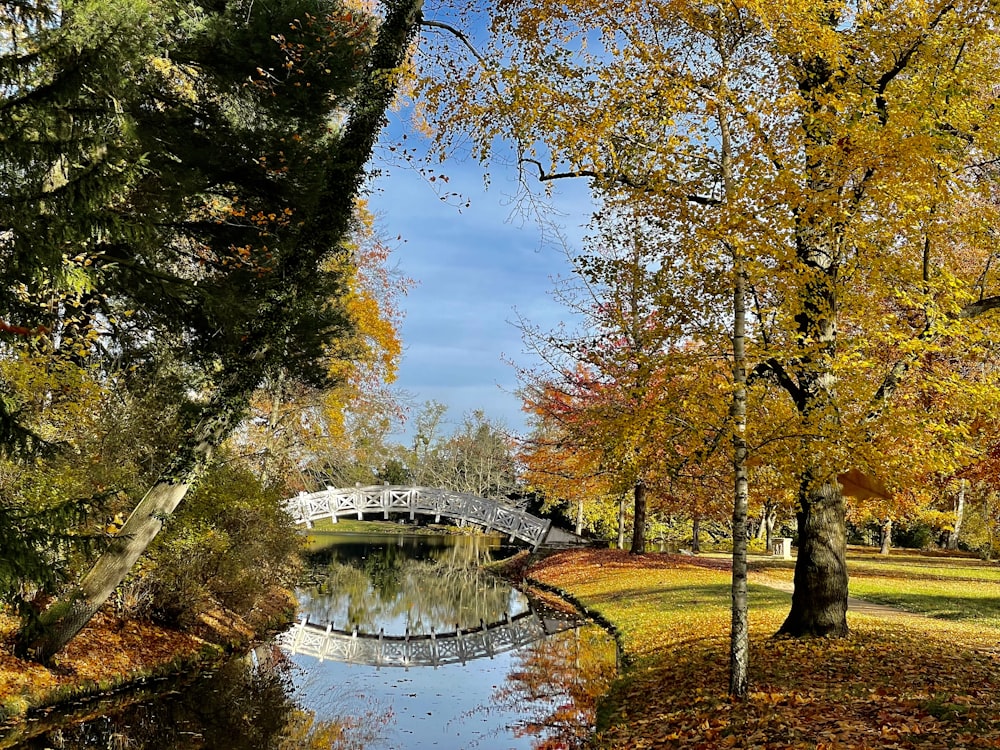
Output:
[324, 486, 338, 524]
[296, 492, 313, 529]
[532, 520, 553, 551]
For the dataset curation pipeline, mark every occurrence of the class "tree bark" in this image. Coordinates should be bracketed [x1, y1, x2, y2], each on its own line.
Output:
[879, 517, 892, 556]
[629, 480, 646, 554]
[692, 516, 701, 554]
[712, 44, 750, 695]
[729, 264, 750, 696]
[778, 476, 849, 637]
[617, 495, 627, 550]
[948, 479, 966, 550]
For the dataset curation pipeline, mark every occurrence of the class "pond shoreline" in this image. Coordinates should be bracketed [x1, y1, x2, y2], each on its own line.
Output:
[0, 523, 503, 734]
[0, 586, 295, 741]
[1, 533, 596, 748]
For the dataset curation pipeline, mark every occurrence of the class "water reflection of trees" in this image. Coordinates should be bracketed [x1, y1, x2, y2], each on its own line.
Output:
[9, 654, 385, 750]
[299, 535, 520, 633]
[495, 625, 618, 750]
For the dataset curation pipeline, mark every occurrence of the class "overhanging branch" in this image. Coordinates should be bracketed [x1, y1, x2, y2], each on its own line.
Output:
[749, 358, 804, 409]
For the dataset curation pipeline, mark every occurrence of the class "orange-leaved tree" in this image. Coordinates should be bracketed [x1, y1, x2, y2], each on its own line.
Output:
[516, 205, 732, 554]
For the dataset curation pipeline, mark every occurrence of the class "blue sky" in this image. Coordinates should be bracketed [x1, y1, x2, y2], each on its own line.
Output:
[368, 119, 593, 442]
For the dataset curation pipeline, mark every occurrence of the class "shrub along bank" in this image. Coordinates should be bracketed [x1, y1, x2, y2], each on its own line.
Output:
[0, 460, 301, 725]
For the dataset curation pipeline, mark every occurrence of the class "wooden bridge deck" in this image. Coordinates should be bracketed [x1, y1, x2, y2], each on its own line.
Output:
[283, 485, 554, 549]
[275, 610, 581, 667]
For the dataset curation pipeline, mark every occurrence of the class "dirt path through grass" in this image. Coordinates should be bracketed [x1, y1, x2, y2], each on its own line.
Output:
[751, 573, 922, 620]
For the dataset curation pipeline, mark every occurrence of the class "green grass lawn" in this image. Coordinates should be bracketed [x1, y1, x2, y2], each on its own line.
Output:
[749, 546, 1000, 628]
[522, 548, 1000, 749]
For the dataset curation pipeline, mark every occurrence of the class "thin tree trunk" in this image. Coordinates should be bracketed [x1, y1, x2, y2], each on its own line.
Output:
[948, 479, 966, 550]
[617, 495, 627, 550]
[629, 480, 646, 555]
[765, 505, 776, 552]
[575, 498, 584, 536]
[692, 517, 701, 554]
[879, 517, 892, 556]
[715, 50, 749, 696]
[778, 476, 849, 637]
[729, 266, 750, 696]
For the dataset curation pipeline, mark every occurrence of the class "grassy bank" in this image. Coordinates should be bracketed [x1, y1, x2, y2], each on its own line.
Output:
[521, 548, 1000, 749]
[0, 588, 294, 727]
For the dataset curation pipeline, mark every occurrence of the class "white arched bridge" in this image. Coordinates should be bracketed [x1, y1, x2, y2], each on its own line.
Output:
[276, 610, 581, 668]
[283, 485, 565, 549]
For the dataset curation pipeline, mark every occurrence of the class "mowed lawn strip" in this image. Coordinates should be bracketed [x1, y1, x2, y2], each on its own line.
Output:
[525, 549, 1000, 750]
[752, 549, 1000, 630]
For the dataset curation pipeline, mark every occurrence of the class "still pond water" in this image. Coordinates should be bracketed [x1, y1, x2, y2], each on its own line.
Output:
[4, 532, 617, 750]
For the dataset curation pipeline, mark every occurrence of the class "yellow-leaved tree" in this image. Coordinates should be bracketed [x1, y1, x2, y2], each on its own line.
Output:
[416, 0, 1000, 654]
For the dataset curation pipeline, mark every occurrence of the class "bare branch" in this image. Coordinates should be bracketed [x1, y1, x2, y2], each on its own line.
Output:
[520, 158, 721, 206]
[420, 19, 489, 67]
[959, 295, 1000, 319]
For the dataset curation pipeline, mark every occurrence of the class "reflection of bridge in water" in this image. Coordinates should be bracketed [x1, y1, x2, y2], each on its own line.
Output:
[284, 485, 558, 549]
[276, 610, 582, 668]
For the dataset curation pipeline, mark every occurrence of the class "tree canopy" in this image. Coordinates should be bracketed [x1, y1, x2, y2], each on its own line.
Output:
[417, 0, 1000, 638]
[2, 0, 423, 660]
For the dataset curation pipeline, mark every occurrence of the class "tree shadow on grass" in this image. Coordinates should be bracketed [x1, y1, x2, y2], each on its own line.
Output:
[596, 614, 1000, 749]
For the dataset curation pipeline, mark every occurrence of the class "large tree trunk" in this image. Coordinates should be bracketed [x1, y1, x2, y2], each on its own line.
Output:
[778, 476, 849, 637]
[771, 19, 852, 639]
[629, 480, 647, 555]
[879, 517, 892, 555]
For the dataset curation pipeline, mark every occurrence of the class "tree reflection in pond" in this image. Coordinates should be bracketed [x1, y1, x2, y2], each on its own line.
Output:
[300, 533, 523, 634]
[6, 654, 386, 750]
[6, 535, 616, 750]
[494, 624, 618, 750]
[281, 533, 618, 750]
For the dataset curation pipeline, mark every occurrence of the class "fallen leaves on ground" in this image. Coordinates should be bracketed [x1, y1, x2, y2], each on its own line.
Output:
[0, 590, 292, 721]
[524, 549, 1000, 749]
[0, 610, 206, 719]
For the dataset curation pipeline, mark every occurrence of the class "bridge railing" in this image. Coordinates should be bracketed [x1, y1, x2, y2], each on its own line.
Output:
[283, 485, 552, 549]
